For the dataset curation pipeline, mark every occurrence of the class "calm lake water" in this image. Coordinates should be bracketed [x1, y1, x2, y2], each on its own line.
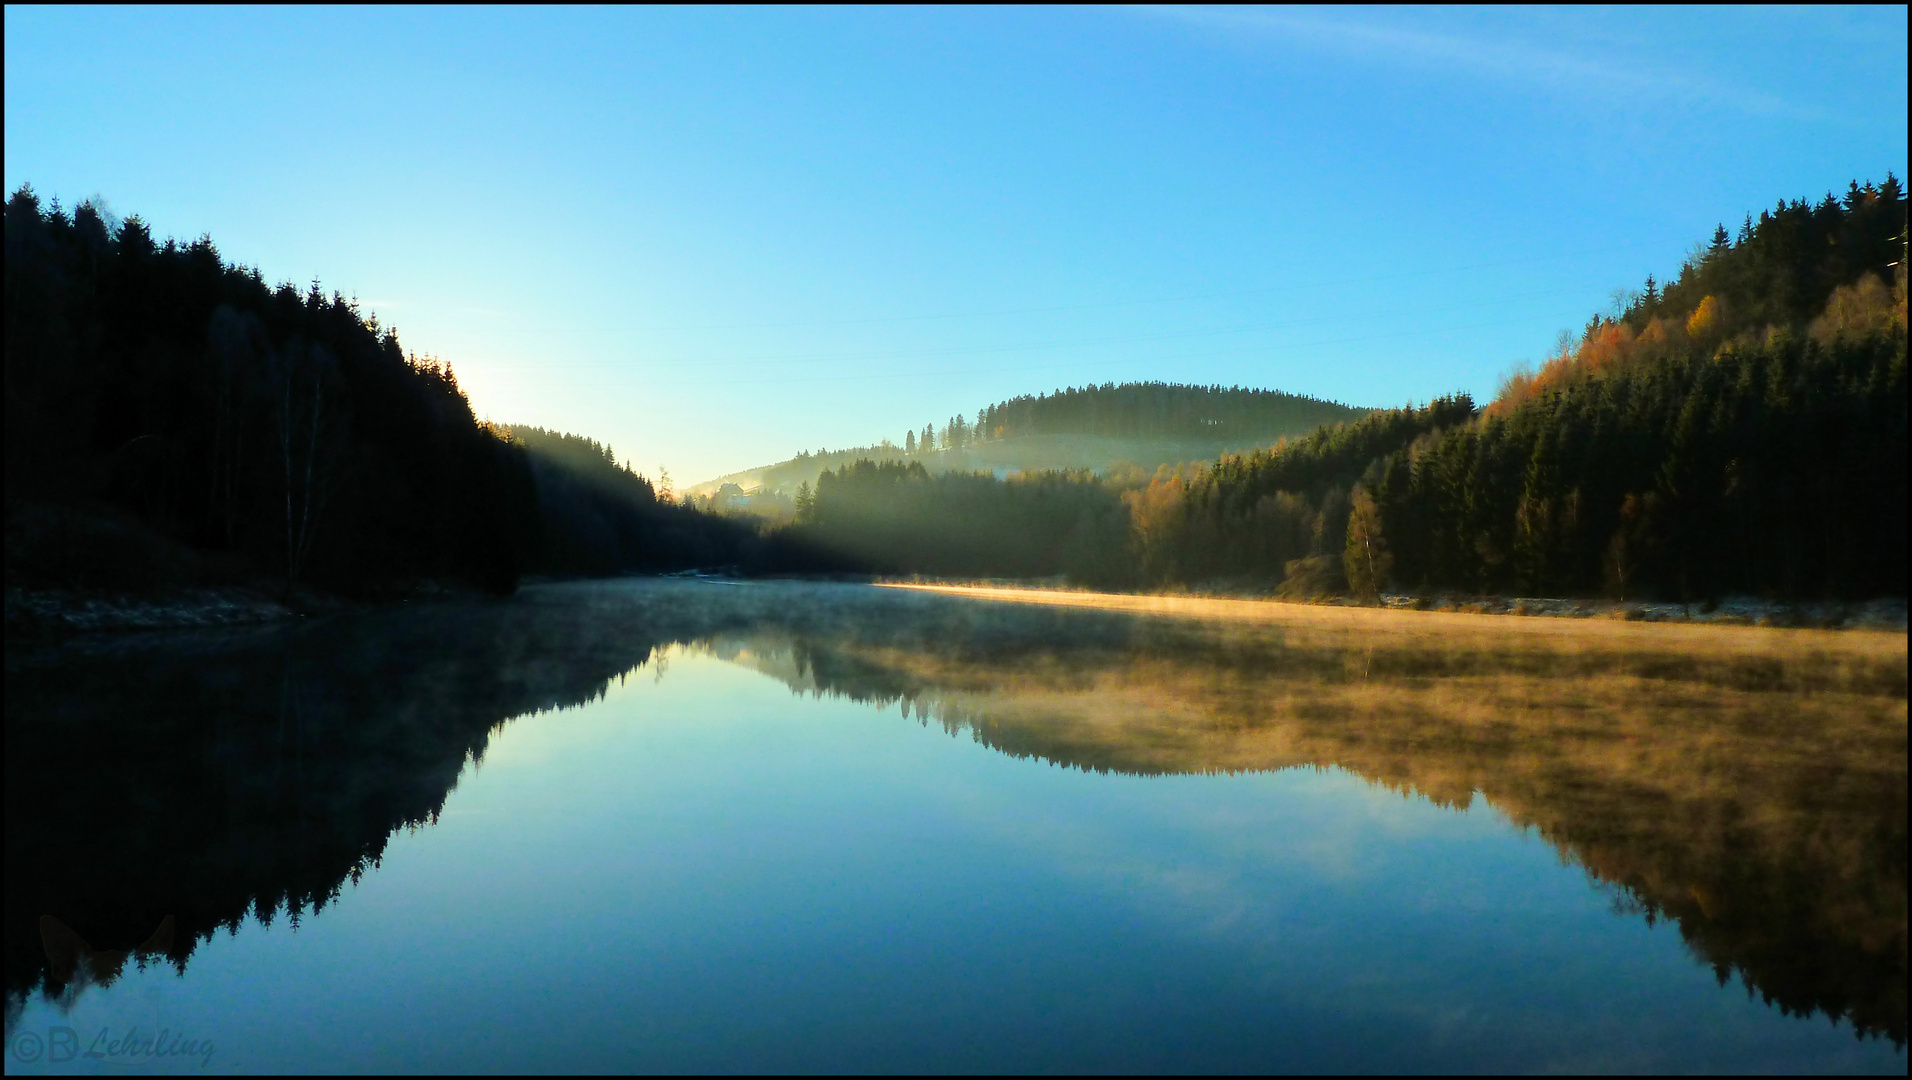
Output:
[4, 579, 1906, 1073]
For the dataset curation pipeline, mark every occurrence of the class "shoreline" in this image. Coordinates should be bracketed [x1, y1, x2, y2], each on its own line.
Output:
[1, 580, 492, 640]
[4, 585, 301, 638]
[9, 576, 1905, 641]
[878, 580, 1910, 633]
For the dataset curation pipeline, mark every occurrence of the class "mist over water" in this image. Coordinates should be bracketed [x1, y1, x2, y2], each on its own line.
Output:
[5, 580, 1904, 1072]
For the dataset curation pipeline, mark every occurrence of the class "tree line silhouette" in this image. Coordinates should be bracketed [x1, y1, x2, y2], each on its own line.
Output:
[890, 383, 1365, 453]
[3, 186, 760, 597]
[500, 425, 756, 576]
[791, 178, 1907, 602]
[976, 382, 1367, 443]
[8, 178, 1902, 601]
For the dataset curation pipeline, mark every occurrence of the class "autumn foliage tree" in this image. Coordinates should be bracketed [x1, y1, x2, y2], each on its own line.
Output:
[771, 179, 1906, 605]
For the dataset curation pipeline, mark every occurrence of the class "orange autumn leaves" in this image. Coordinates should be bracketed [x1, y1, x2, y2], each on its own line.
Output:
[1494, 270, 1905, 418]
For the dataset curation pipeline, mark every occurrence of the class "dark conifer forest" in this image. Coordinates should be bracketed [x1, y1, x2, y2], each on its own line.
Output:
[502, 425, 752, 576]
[7, 179, 1904, 605]
[3, 187, 750, 598]
[978, 382, 1366, 442]
[787, 460, 1131, 581]
[792, 179, 1907, 602]
[5, 188, 534, 594]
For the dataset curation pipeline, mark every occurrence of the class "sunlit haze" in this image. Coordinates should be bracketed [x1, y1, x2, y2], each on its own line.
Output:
[5, 6, 1905, 484]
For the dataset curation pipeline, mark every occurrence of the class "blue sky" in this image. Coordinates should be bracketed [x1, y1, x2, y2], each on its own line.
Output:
[6, 6, 1906, 483]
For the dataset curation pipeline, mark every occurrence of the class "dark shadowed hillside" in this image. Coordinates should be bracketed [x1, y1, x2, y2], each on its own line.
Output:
[5, 187, 536, 596]
[3, 187, 765, 604]
[501, 425, 756, 575]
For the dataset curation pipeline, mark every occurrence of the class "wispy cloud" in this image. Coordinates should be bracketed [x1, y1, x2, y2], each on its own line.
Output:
[1134, 6, 1820, 121]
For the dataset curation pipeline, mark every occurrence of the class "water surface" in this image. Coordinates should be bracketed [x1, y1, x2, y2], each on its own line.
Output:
[5, 580, 1905, 1072]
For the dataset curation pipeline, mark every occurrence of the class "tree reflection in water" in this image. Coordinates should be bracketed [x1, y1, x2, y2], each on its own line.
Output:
[5, 580, 1904, 1044]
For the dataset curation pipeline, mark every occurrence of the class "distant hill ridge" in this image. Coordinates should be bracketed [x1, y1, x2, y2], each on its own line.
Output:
[691, 382, 1370, 495]
[981, 381, 1366, 441]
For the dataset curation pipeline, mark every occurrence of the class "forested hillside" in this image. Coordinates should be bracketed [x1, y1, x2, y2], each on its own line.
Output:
[1369, 177, 1908, 601]
[790, 178, 1909, 603]
[1126, 396, 1478, 590]
[11, 177, 1900, 604]
[691, 382, 1367, 499]
[502, 425, 752, 575]
[2, 187, 750, 599]
[979, 383, 1366, 442]
[4, 187, 537, 595]
[785, 460, 1129, 581]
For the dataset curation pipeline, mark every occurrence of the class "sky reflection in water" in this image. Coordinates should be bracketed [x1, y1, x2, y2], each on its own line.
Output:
[4, 580, 1905, 1072]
